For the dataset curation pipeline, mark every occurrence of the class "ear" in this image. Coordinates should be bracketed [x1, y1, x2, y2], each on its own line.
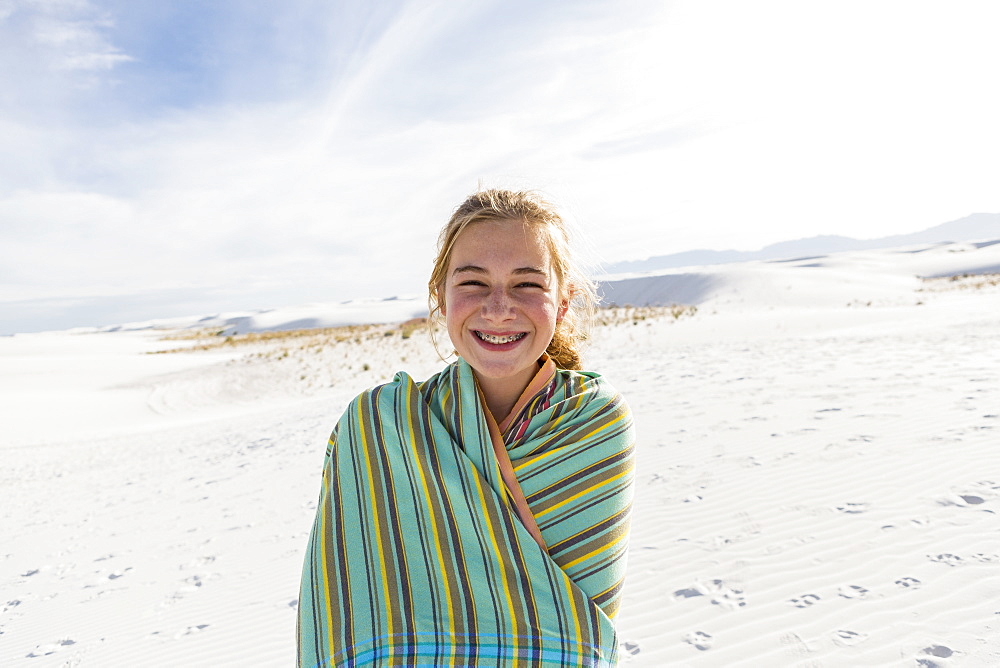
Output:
[556, 284, 575, 322]
[556, 295, 570, 322]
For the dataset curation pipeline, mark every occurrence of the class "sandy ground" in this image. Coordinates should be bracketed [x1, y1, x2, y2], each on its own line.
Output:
[2, 241, 999, 666]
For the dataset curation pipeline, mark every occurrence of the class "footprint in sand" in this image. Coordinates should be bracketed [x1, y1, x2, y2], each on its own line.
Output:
[181, 555, 217, 570]
[895, 577, 922, 589]
[621, 640, 641, 656]
[25, 638, 76, 658]
[779, 632, 814, 657]
[837, 584, 870, 599]
[938, 494, 986, 507]
[173, 624, 209, 639]
[915, 644, 954, 667]
[928, 553, 964, 567]
[683, 631, 713, 651]
[835, 502, 870, 514]
[789, 593, 820, 608]
[673, 579, 746, 609]
[831, 629, 868, 647]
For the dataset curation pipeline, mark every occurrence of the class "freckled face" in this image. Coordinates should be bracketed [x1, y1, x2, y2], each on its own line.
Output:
[442, 219, 564, 401]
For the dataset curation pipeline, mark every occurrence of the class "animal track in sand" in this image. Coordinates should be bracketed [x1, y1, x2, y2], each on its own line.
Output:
[179, 572, 220, 593]
[895, 576, 922, 589]
[915, 644, 954, 667]
[621, 640, 641, 656]
[788, 593, 820, 608]
[938, 493, 987, 507]
[181, 555, 217, 570]
[25, 638, 76, 658]
[83, 566, 133, 590]
[673, 579, 746, 609]
[835, 502, 870, 514]
[779, 632, 826, 666]
[837, 584, 870, 599]
[941, 550, 998, 565]
[779, 632, 815, 657]
[831, 629, 868, 647]
[683, 631, 713, 651]
[173, 624, 209, 639]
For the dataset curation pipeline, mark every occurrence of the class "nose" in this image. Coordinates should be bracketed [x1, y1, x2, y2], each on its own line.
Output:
[481, 287, 515, 321]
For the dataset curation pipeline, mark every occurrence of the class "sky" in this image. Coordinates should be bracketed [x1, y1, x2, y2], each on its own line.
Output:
[2, 0, 999, 333]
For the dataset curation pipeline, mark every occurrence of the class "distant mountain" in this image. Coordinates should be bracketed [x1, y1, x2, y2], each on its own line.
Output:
[604, 212, 1000, 274]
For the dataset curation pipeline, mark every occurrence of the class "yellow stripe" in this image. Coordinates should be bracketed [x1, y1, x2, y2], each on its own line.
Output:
[534, 468, 630, 519]
[318, 482, 335, 658]
[561, 524, 628, 570]
[564, 570, 584, 649]
[594, 579, 624, 620]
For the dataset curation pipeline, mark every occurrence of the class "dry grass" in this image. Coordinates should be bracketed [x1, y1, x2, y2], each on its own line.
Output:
[149, 321, 426, 355]
[918, 273, 1000, 292]
[593, 304, 697, 326]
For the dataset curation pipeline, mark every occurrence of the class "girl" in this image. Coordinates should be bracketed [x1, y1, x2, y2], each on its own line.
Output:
[299, 190, 635, 667]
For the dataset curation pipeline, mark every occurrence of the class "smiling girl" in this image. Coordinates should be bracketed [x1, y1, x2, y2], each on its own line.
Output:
[299, 189, 635, 667]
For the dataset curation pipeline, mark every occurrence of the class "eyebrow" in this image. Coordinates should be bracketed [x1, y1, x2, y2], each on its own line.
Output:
[452, 265, 547, 276]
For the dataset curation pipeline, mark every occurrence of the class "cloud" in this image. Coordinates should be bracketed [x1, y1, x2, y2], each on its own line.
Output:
[0, 0, 131, 96]
[30, 8, 131, 72]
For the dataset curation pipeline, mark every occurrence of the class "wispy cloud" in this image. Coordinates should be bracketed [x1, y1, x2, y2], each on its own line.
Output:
[1, 0, 130, 98]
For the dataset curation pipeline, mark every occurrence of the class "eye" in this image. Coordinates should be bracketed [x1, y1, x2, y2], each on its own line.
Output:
[458, 279, 487, 287]
[516, 281, 545, 289]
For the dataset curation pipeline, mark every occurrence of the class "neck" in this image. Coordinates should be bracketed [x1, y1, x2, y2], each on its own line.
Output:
[475, 365, 538, 423]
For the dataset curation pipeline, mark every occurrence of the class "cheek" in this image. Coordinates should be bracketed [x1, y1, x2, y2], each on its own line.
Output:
[527, 298, 560, 325]
[443, 290, 475, 324]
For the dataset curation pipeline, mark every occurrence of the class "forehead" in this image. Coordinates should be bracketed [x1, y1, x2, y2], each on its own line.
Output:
[449, 219, 553, 268]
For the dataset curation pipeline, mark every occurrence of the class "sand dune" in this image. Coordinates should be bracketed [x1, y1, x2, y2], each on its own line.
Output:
[2, 240, 999, 666]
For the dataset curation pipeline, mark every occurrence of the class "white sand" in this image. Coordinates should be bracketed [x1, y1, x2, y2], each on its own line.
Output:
[2, 241, 999, 666]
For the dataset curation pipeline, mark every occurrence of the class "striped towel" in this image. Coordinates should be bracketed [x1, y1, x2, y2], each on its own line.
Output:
[298, 357, 635, 667]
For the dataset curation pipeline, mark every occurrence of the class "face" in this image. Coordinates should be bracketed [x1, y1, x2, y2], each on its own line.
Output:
[442, 218, 566, 402]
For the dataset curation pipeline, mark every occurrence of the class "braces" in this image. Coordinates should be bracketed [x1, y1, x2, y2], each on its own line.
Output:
[476, 331, 526, 345]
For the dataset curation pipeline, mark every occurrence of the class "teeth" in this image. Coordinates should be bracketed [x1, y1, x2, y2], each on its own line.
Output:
[476, 331, 526, 345]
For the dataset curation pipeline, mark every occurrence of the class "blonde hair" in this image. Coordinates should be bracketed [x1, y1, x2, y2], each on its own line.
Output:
[428, 189, 596, 370]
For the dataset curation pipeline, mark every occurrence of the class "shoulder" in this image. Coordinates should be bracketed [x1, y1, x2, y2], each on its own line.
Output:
[543, 368, 634, 448]
[349, 370, 424, 410]
[555, 367, 631, 414]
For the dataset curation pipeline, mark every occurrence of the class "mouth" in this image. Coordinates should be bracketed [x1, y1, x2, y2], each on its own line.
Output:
[473, 330, 527, 345]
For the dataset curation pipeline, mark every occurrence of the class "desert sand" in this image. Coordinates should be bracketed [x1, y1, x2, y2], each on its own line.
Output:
[2, 240, 999, 666]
